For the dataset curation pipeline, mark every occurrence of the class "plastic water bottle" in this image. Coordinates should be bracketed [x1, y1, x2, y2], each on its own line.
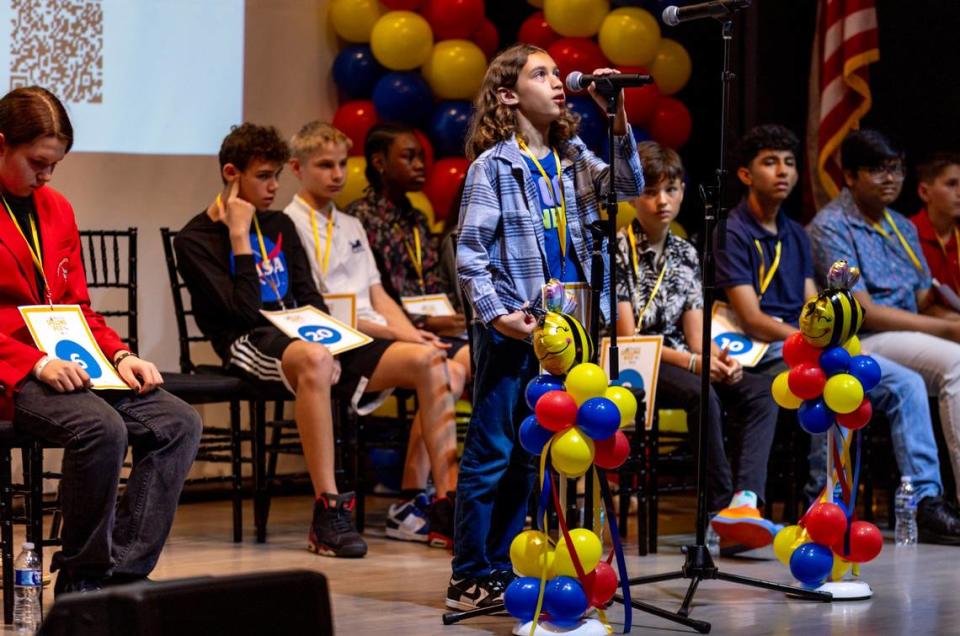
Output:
[13, 542, 42, 632]
[894, 476, 918, 546]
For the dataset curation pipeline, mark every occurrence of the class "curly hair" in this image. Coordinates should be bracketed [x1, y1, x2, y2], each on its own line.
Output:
[465, 44, 578, 160]
[219, 123, 290, 177]
[737, 124, 799, 168]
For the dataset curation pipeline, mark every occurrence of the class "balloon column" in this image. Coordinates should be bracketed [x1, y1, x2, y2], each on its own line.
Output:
[503, 311, 639, 633]
[771, 261, 883, 590]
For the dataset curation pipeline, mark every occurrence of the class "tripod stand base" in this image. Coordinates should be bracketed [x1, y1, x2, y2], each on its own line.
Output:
[512, 617, 608, 635]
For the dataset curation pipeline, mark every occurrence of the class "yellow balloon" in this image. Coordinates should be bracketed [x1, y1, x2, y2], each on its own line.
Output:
[604, 386, 638, 428]
[509, 530, 554, 577]
[554, 528, 603, 576]
[598, 8, 661, 67]
[843, 335, 862, 356]
[565, 362, 608, 405]
[670, 220, 688, 239]
[333, 156, 369, 209]
[823, 374, 864, 414]
[773, 525, 809, 566]
[370, 11, 434, 71]
[599, 200, 636, 230]
[528, 0, 544, 6]
[772, 371, 803, 410]
[422, 40, 487, 100]
[551, 427, 595, 477]
[650, 38, 692, 95]
[830, 557, 852, 582]
[544, 0, 610, 37]
[329, 0, 382, 43]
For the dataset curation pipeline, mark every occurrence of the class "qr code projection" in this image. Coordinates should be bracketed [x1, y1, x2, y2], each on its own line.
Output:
[9, 0, 103, 103]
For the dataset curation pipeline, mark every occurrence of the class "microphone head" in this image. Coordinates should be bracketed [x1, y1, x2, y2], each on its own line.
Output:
[662, 5, 680, 26]
[565, 71, 584, 92]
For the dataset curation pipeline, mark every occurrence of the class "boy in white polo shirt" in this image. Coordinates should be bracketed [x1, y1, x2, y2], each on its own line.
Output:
[284, 121, 466, 549]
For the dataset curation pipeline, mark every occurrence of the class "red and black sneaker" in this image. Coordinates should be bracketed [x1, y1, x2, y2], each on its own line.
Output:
[308, 492, 368, 558]
[428, 491, 456, 550]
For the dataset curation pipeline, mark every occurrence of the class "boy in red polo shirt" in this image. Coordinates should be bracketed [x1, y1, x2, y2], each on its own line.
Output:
[911, 153, 960, 308]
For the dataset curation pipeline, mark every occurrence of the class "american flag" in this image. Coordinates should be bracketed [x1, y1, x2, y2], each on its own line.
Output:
[805, 0, 880, 211]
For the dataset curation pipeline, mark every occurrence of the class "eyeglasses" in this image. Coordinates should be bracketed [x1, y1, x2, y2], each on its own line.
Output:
[863, 162, 905, 180]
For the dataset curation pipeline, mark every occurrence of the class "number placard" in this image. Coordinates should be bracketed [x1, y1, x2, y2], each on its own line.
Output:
[710, 301, 772, 367]
[599, 335, 663, 430]
[260, 306, 372, 356]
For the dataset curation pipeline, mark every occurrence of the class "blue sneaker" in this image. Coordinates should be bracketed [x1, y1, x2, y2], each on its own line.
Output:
[386, 492, 431, 543]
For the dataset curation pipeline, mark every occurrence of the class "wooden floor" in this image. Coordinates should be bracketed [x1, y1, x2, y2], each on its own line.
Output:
[11, 494, 958, 635]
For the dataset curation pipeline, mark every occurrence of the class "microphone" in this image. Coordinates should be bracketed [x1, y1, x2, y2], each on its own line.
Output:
[565, 71, 654, 92]
[662, 0, 750, 26]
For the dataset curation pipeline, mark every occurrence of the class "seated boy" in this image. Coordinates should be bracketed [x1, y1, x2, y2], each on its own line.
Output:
[175, 123, 461, 556]
[911, 152, 960, 305]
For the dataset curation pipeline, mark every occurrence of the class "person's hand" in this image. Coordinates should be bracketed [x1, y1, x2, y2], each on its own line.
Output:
[424, 314, 467, 334]
[116, 355, 163, 394]
[493, 310, 536, 340]
[698, 354, 728, 383]
[418, 329, 452, 350]
[717, 347, 743, 384]
[331, 359, 342, 385]
[221, 180, 255, 237]
[586, 67, 627, 130]
[33, 357, 90, 392]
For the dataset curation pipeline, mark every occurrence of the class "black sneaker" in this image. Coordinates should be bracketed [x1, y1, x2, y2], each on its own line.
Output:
[54, 572, 104, 597]
[429, 491, 455, 550]
[918, 496, 960, 545]
[308, 492, 368, 558]
[491, 568, 518, 589]
[445, 573, 507, 610]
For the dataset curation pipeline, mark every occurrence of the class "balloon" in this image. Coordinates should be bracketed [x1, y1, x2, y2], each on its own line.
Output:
[800, 289, 864, 348]
[422, 39, 487, 100]
[566, 95, 604, 151]
[598, 8, 660, 67]
[554, 528, 602, 576]
[429, 101, 473, 157]
[372, 72, 433, 127]
[504, 577, 542, 621]
[773, 525, 808, 566]
[518, 11, 561, 50]
[843, 335, 862, 356]
[509, 530, 553, 576]
[798, 398, 834, 435]
[789, 543, 833, 587]
[565, 363, 608, 405]
[520, 415, 555, 455]
[832, 520, 882, 563]
[370, 11, 434, 71]
[544, 576, 589, 626]
[649, 38, 692, 95]
[576, 397, 621, 441]
[836, 397, 872, 430]
[804, 502, 848, 546]
[598, 199, 639, 232]
[849, 355, 881, 392]
[583, 561, 618, 607]
[594, 430, 630, 469]
[533, 312, 593, 376]
[819, 346, 852, 376]
[471, 18, 499, 59]
[788, 362, 827, 400]
[823, 374, 864, 415]
[333, 45, 386, 100]
[620, 66, 660, 127]
[830, 557, 852, 582]
[423, 158, 469, 223]
[332, 100, 379, 156]
[535, 390, 578, 432]
[406, 192, 435, 230]
[547, 38, 609, 78]
[330, 0, 382, 42]
[544, 0, 610, 38]
[551, 427, 595, 476]
[421, 0, 485, 40]
[526, 373, 566, 410]
[529, 0, 543, 6]
[604, 385, 637, 427]
[412, 129, 435, 174]
[649, 97, 692, 149]
[772, 371, 803, 409]
[333, 157, 369, 208]
[783, 332, 823, 368]
[381, 0, 423, 8]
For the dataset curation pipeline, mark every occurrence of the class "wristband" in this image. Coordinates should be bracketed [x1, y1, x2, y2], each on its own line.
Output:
[33, 355, 52, 377]
[687, 353, 698, 373]
[114, 351, 137, 368]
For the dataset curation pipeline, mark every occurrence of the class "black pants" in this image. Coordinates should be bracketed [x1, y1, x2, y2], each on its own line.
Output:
[656, 364, 778, 512]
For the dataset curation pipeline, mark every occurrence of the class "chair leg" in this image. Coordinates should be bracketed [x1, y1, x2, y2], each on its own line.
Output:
[230, 400, 243, 543]
[649, 416, 660, 554]
[636, 428, 649, 557]
[252, 400, 268, 543]
[353, 410, 366, 534]
[1, 448, 14, 624]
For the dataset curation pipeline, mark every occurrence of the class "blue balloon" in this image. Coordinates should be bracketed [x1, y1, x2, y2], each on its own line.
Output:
[544, 576, 588, 625]
[332, 45, 386, 99]
[504, 577, 542, 622]
[526, 374, 566, 410]
[372, 72, 433, 127]
[576, 397, 621, 441]
[819, 346, 852, 376]
[519, 415, 554, 455]
[798, 398, 834, 435]
[566, 96, 604, 152]
[789, 543, 833, 587]
[429, 101, 472, 157]
[849, 355, 881, 392]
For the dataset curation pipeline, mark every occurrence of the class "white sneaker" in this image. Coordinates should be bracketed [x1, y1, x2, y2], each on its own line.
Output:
[385, 493, 430, 543]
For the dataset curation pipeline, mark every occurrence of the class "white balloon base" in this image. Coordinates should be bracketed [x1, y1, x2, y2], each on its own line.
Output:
[786, 579, 872, 601]
[512, 618, 608, 636]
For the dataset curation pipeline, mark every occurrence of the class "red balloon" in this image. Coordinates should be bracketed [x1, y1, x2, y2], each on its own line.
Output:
[832, 520, 883, 564]
[332, 100, 378, 157]
[534, 390, 578, 432]
[547, 38, 609, 80]
[803, 502, 848, 546]
[836, 398, 873, 430]
[584, 562, 618, 608]
[648, 97, 692, 149]
[381, 0, 424, 8]
[422, 0, 485, 40]
[423, 157, 470, 223]
[783, 332, 822, 368]
[594, 430, 630, 469]
[788, 362, 827, 400]
[471, 18, 499, 60]
[518, 12, 561, 50]
[412, 129, 435, 175]
[620, 66, 660, 127]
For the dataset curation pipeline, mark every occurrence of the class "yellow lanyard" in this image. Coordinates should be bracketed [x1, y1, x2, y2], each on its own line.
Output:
[627, 225, 668, 328]
[250, 211, 285, 307]
[935, 226, 960, 283]
[2, 195, 51, 303]
[753, 239, 782, 299]
[518, 138, 567, 261]
[403, 226, 425, 293]
[302, 196, 334, 277]
[873, 210, 923, 271]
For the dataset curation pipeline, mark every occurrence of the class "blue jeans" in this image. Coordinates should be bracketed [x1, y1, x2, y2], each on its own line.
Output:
[452, 326, 539, 579]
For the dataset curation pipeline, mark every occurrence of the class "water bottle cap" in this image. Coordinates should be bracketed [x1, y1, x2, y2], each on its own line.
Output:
[21, 542, 33, 550]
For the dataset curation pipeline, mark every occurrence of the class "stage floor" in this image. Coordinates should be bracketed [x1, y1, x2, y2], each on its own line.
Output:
[13, 495, 956, 634]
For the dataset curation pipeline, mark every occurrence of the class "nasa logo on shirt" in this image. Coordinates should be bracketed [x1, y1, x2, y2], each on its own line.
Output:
[230, 233, 289, 301]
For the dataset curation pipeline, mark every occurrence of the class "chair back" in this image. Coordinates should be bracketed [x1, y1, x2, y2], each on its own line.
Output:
[160, 227, 213, 374]
[79, 228, 139, 354]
